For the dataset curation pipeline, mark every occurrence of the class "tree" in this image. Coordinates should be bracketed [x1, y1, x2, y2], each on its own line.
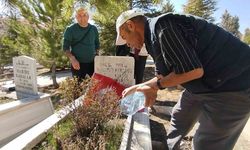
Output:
[88, 0, 162, 55]
[220, 10, 240, 38]
[83, 0, 127, 55]
[144, 0, 175, 17]
[1, 0, 74, 87]
[161, 0, 175, 13]
[183, 0, 217, 22]
[0, 1, 19, 73]
[129, 0, 161, 12]
[243, 28, 250, 45]
[0, 19, 19, 74]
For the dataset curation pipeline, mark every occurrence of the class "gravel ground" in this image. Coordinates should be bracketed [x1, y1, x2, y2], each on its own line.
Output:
[2, 65, 249, 149]
[143, 66, 192, 150]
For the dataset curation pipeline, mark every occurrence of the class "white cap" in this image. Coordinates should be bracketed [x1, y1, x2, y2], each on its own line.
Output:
[116, 9, 144, 45]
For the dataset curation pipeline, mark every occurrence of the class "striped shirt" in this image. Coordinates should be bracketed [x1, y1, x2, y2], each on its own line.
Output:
[144, 13, 250, 93]
[145, 15, 202, 76]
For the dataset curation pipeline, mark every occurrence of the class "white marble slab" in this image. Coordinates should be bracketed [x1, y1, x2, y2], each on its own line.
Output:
[95, 56, 135, 87]
[13, 56, 38, 99]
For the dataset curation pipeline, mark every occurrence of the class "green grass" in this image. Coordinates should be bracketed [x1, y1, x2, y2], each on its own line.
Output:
[32, 117, 74, 150]
[105, 124, 124, 150]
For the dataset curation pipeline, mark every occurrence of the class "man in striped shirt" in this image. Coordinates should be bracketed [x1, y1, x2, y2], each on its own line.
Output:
[116, 9, 250, 150]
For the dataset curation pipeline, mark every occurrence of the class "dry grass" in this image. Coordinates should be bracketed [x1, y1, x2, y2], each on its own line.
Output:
[0, 96, 14, 104]
[34, 77, 124, 150]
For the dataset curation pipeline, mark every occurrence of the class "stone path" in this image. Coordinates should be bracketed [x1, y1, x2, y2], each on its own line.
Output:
[36, 71, 71, 87]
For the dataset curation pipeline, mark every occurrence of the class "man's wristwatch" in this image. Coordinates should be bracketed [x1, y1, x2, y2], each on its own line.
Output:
[156, 78, 166, 90]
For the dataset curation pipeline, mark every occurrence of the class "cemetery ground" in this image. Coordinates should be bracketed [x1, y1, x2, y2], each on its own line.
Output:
[1, 67, 125, 149]
[1, 65, 250, 149]
[0, 64, 183, 149]
[0, 67, 68, 106]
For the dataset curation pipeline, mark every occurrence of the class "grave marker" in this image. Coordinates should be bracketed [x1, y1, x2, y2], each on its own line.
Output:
[95, 56, 135, 86]
[13, 56, 38, 99]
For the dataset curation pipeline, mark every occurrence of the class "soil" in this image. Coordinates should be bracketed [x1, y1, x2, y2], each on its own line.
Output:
[0, 65, 191, 149]
[143, 65, 192, 150]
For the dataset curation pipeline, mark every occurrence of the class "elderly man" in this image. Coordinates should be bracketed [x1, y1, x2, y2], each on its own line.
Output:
[116, 9, 250, 150]
[63, 5, 100, 81]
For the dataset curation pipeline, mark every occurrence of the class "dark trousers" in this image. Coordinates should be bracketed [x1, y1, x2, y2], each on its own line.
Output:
[130, 54, 147, 84]
[71, 62, 94, 81]
[167, 89, 250, 150]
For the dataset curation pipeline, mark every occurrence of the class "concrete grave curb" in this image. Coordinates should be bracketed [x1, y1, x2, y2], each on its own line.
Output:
[0, 93, 54, 147]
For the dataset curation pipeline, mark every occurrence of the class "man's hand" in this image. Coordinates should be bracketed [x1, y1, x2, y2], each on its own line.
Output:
[70, 57, 80, 70]
[122, 84, 140, 97]
[137, 84, 158, 107]
[122, 83, 158, 107]
[65, 50, 80, 70]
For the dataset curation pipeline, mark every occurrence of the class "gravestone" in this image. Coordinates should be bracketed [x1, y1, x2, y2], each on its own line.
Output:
[95, 56, 135, 86]
[95, 56, 151, 150]
[13, 56, 38, 99]
[0, 56, 55, 147]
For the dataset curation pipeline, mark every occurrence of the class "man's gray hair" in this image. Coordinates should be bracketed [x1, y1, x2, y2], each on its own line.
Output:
[74, 2, 89, 16]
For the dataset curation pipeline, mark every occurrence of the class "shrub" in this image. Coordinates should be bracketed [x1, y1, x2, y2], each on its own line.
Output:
[35, 77, 123, 149]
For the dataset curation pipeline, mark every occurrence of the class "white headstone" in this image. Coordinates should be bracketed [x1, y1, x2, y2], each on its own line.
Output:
[95, 56, 135, 86]
[13, 56, 38, 99]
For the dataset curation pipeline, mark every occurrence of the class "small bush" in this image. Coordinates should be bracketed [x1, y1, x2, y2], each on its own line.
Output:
[35, 77, 124, 149]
